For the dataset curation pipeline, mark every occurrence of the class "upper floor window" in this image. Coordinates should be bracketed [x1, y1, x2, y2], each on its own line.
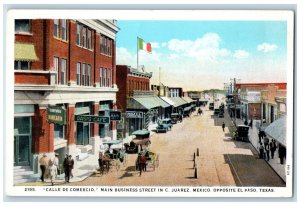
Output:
[100, 67, 103, 87]
[15, 19, 31, 33]
[100, 35, 112, 56]
[61, 19, 67, 40]
[87, 64, 91, 86]
[82, 63, 86, 86]
[14, 61, 30, 70]
[76, 22, 92, 50]
[76, 63, 81, 85]
[107, 68, 110, 87]
[61, 59, 67, 85]
[54, 19, 59, 38]
[53, 57, 59, 83]
[76, 24, 81, 45]
[103, 68, 107, 87]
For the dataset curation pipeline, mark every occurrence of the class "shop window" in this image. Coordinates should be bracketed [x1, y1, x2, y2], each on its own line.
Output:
[54, 124, 64, 139]
[14, 61, 30, 70]
[15, 19, 31, 33]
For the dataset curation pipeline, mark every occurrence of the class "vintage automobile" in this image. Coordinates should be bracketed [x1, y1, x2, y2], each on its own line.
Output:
[156, 124, 168, 133]
[209, 103, 214, 110]
[161, 118, 172, 130]
[218, 112, 224, 118]
[170, 113, 181, 124]
[214, 108, 220, 116]
[234, 125, 250, 142]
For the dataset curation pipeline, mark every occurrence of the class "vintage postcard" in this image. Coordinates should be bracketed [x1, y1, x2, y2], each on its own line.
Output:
[4, 9, 294, 197]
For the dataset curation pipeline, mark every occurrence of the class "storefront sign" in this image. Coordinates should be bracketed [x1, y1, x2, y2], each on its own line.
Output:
[126, 111, 143, 118]
[75, 115, 110, 124]
[109, 111, 121, 121]
[48, 106, 66, 125]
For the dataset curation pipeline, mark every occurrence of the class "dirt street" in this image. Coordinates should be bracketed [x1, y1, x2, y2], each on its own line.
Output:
[67, 106, 285, 187]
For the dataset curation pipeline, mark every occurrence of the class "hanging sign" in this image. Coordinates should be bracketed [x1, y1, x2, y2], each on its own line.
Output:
[48, 106, 66, 125]
[75, 115, 110, 124]
[109, 111, 121, 121]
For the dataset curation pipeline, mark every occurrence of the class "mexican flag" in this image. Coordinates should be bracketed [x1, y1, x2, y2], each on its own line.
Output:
[138, 37, 151, 53]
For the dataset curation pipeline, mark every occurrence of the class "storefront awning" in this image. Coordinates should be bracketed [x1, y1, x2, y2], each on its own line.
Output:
[170, 97, 187, 107]
[155, 96, 171, 108]
[127, 96, 161, 110]
[160, 97, 175, 106]
[182, 96, 195, 104]
[15, 43, 39, 61]
[264, 116, 286, 146]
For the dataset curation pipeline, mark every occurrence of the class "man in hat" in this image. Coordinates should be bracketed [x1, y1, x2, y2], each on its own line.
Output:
[39, 154, 49, 182]
[65, 155, 74, 182]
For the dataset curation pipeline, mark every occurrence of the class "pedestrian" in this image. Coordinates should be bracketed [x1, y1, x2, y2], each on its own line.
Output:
[67, 155, 74, 180]
[63, 154, 69, 182]
[53, 153, 59, 174]
[258, 143, 264, 159]
[248, 119, 253, 128]
[222, 122, 225, 132]
[263, 136, 269, 148]
[244, 119, 248, 126]
[270, 139, 277, 159]
[48, 159, 57, 186]
[265, 143, 270, 161]
[278, 144, 286, 165]
[39, 154, 49, 182]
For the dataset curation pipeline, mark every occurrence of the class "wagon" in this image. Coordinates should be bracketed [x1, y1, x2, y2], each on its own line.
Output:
[135, 150, 160, 171]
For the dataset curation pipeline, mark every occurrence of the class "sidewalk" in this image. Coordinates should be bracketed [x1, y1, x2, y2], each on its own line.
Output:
[228, 113, 286, 182]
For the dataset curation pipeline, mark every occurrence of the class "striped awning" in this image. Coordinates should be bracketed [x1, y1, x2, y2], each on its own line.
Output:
[170, 97, 187, 107]
[265, 116, 286, 146]
[14, 43, 39, 61]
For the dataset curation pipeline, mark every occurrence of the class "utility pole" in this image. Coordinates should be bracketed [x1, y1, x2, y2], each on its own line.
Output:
[233, 78, 237, 126]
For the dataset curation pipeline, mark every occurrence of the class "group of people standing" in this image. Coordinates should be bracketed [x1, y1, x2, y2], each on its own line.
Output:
[258, 131, 286, 164]
[39, 153, 74, 185]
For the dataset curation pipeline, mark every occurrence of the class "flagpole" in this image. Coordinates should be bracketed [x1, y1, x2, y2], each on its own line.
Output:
[137, 37, 139, 70]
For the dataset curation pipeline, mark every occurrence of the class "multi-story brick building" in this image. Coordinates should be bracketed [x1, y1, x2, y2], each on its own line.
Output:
[14, 19, 119, 181]
[116, 65, 170, 136]
[236, 83, 286, 121]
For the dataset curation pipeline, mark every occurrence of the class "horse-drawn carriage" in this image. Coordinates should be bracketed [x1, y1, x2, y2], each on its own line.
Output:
[98, 140, 128, 174]
[135, 150, 160, 175]
[124, 130, 151, 154]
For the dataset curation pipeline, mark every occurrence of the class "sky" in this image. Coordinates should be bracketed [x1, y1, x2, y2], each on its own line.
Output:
[116, 20, 288, 91]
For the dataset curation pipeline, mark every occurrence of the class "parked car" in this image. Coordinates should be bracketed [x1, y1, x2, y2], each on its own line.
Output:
[209, 103, 214, 110]
[218, 112, 224, 118]
[161, 118, 172, 130]
[156, 124, 168, 133]
[214, 109, 220, 116]
[171, 113, 180, 124]
[234, 125, 249, 142]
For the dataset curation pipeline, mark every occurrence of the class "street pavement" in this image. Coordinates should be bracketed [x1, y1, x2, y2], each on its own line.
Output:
[17, 105, 285, 187]
[63, 105, 285, 187]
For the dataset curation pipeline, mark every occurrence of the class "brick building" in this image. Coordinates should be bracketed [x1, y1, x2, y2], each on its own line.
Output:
[236, 83, 286, 121]
[116, 65, 170, 136]
[14, 19, 119, 182]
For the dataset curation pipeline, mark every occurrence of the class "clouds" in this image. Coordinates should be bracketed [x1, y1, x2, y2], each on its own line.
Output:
[257, 43, 278, 53]
[233, 50, 250, 59]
